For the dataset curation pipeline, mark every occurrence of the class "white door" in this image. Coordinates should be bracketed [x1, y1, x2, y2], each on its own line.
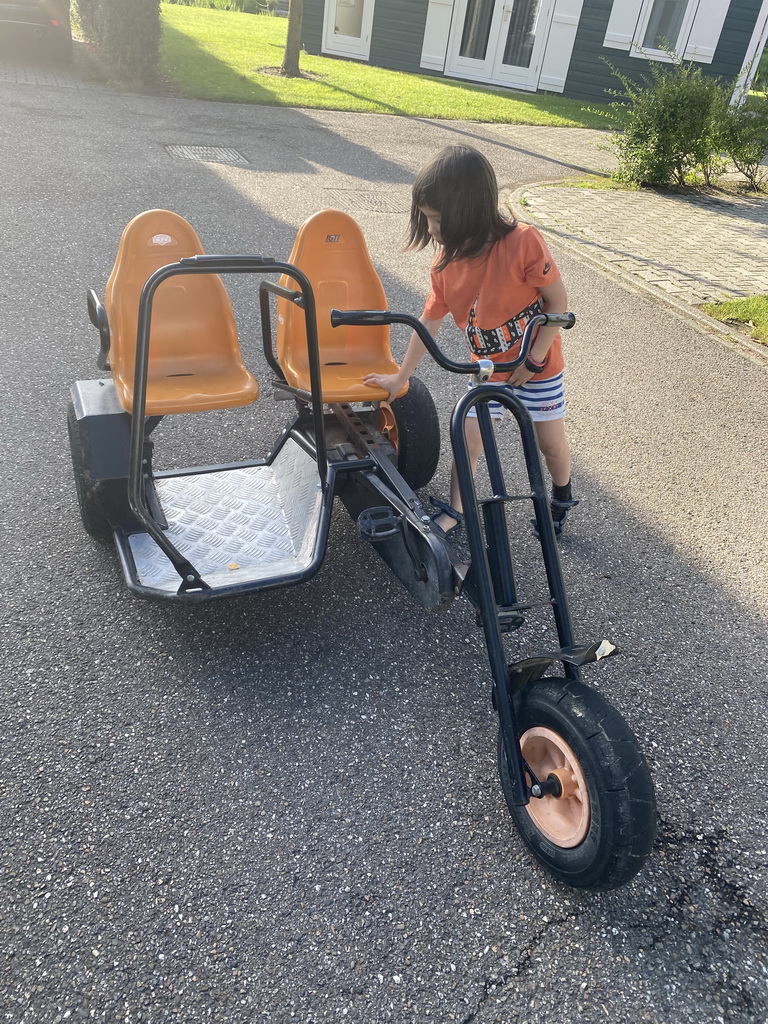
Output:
[445, 0, 556, 91]
[322, 0, 376, 60]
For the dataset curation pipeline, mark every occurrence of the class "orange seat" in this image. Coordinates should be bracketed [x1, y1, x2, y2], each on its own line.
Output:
[104, 210, 259, 416]
[276, 210, 407, 404]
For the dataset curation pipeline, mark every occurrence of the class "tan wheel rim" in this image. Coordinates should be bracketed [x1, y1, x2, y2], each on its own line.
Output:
[520, 727, 591, 848]
[377, 403, 399, 451]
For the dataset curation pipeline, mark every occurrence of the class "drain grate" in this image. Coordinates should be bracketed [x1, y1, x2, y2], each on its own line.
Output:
[165, 144, 249, 166]
[323, 189, 409, 214]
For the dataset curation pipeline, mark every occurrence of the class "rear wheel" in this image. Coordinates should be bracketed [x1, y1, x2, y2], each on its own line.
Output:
[379, 376, 440, 490]
[498, 677, 656, 890]
[67, 402, 112, 541]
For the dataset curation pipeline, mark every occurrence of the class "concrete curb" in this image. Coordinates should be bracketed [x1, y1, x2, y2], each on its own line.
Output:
[506, 184, 768, 369]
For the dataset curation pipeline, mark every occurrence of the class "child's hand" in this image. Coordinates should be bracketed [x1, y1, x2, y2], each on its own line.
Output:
[363, 371, 404, 400]
[507, 366, 536, 387]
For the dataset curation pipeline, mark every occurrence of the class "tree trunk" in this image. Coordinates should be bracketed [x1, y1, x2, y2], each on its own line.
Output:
[281, 0, 304, 77]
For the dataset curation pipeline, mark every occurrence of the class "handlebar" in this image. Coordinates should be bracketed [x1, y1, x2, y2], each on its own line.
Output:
[330, 308, 575, 375]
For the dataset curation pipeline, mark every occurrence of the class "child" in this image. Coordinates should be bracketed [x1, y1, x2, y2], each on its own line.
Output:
[363, 144, 578, 537]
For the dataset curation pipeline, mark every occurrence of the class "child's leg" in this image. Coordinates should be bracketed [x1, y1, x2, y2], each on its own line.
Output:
[433, 417, 484, 533]
[532, 416, 577, 533]
[533, 418, 571, 488]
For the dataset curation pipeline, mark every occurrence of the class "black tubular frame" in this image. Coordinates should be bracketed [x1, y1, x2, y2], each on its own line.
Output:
[330, 307, 578, 805]
[450, 382, 578, 805]
[259, 278, 305, 380]
[452, 384, 577, 662]
[127, 255, 326, 593]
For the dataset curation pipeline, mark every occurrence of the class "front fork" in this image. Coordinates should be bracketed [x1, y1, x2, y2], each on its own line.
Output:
[450, 372, 579, 806]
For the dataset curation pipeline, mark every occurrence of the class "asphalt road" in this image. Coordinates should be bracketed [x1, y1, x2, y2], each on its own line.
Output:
[1, 52, 767, 1024]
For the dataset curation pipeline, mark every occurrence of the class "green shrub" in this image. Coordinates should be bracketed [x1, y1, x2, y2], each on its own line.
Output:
[722, 96, 768, 191]
[755, 43, 768, 92]
[76, 0, 98, 34]
[242, 0, 276, 12]
[696, 83, 731, 187]
[604, 55, 730, 187]
[165, 1, 247, 8]
[77, 0, 161, 84]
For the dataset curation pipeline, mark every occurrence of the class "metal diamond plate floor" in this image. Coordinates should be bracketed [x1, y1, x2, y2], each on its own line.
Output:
[128, 442, 323, 592]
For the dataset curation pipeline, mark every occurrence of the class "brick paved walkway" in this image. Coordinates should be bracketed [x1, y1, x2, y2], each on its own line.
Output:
[497, 125, 768, 308]
[518, 183, 768, 305]
[0, 44, 100, 90]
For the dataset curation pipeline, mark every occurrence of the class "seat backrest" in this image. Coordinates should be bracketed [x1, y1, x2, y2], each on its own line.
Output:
[276, 209, 393, 395]
[104, 210, 256, 413]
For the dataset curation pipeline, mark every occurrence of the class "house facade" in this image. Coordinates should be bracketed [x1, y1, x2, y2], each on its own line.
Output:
[301, 0, 768, 101]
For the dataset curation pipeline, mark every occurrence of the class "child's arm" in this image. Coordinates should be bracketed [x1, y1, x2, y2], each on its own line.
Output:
[508, 278, 568, 386]
[363, 315, 444, 399]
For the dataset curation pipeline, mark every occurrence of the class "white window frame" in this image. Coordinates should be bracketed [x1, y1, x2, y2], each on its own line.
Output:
[603, 0, 730, 65]
[322, 0, 375, 61]
[420, 0, 453, 71]
[632, 0, 699, 61]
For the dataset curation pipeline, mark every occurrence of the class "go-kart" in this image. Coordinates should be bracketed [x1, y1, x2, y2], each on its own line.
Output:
[68, 208, 656, 890]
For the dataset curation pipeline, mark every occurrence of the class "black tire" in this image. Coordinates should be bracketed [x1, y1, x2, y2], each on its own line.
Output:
[498, 677, 656, 891]
[67, 402, 112, 542]
[384, 375, 440, 490]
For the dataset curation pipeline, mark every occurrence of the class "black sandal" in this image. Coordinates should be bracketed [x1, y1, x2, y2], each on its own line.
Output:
[429, 497, 464, 535]
[531, 495, 580, 538]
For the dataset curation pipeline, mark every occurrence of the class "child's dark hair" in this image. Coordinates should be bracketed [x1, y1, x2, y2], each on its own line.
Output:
[407, 145, 516, 271]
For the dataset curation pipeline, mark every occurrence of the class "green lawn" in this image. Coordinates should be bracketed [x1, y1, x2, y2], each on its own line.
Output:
[160, 4, 611, 126]
[702, 295, 768, 344]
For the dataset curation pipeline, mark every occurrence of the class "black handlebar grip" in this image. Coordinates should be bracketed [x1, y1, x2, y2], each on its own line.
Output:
[178, 254, 273, 269]
[330, 309, 391, 328]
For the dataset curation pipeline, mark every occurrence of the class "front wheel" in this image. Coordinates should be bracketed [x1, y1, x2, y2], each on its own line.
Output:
[498, 677, 656, 891]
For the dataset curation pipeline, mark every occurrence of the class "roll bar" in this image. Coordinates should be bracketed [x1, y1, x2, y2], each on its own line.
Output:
[127, 254, 327, 593]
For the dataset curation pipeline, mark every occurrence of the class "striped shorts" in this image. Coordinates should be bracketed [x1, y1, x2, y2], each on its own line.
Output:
[466, 371, 565, 423]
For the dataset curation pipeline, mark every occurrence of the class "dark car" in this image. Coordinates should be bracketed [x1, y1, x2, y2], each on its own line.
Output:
[0, 0, 72, 60]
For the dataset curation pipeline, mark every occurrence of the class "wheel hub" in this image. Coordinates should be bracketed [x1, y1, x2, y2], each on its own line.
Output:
[376, 403, 398, 449]
[521, 726, 591, 848]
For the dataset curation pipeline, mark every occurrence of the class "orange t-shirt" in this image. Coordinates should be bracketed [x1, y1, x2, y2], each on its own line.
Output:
[422, 223, 564, 381]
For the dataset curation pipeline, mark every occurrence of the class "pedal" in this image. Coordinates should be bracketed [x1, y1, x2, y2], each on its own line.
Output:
[357, 506, 401, 542]
[476, 608, 526, 633]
